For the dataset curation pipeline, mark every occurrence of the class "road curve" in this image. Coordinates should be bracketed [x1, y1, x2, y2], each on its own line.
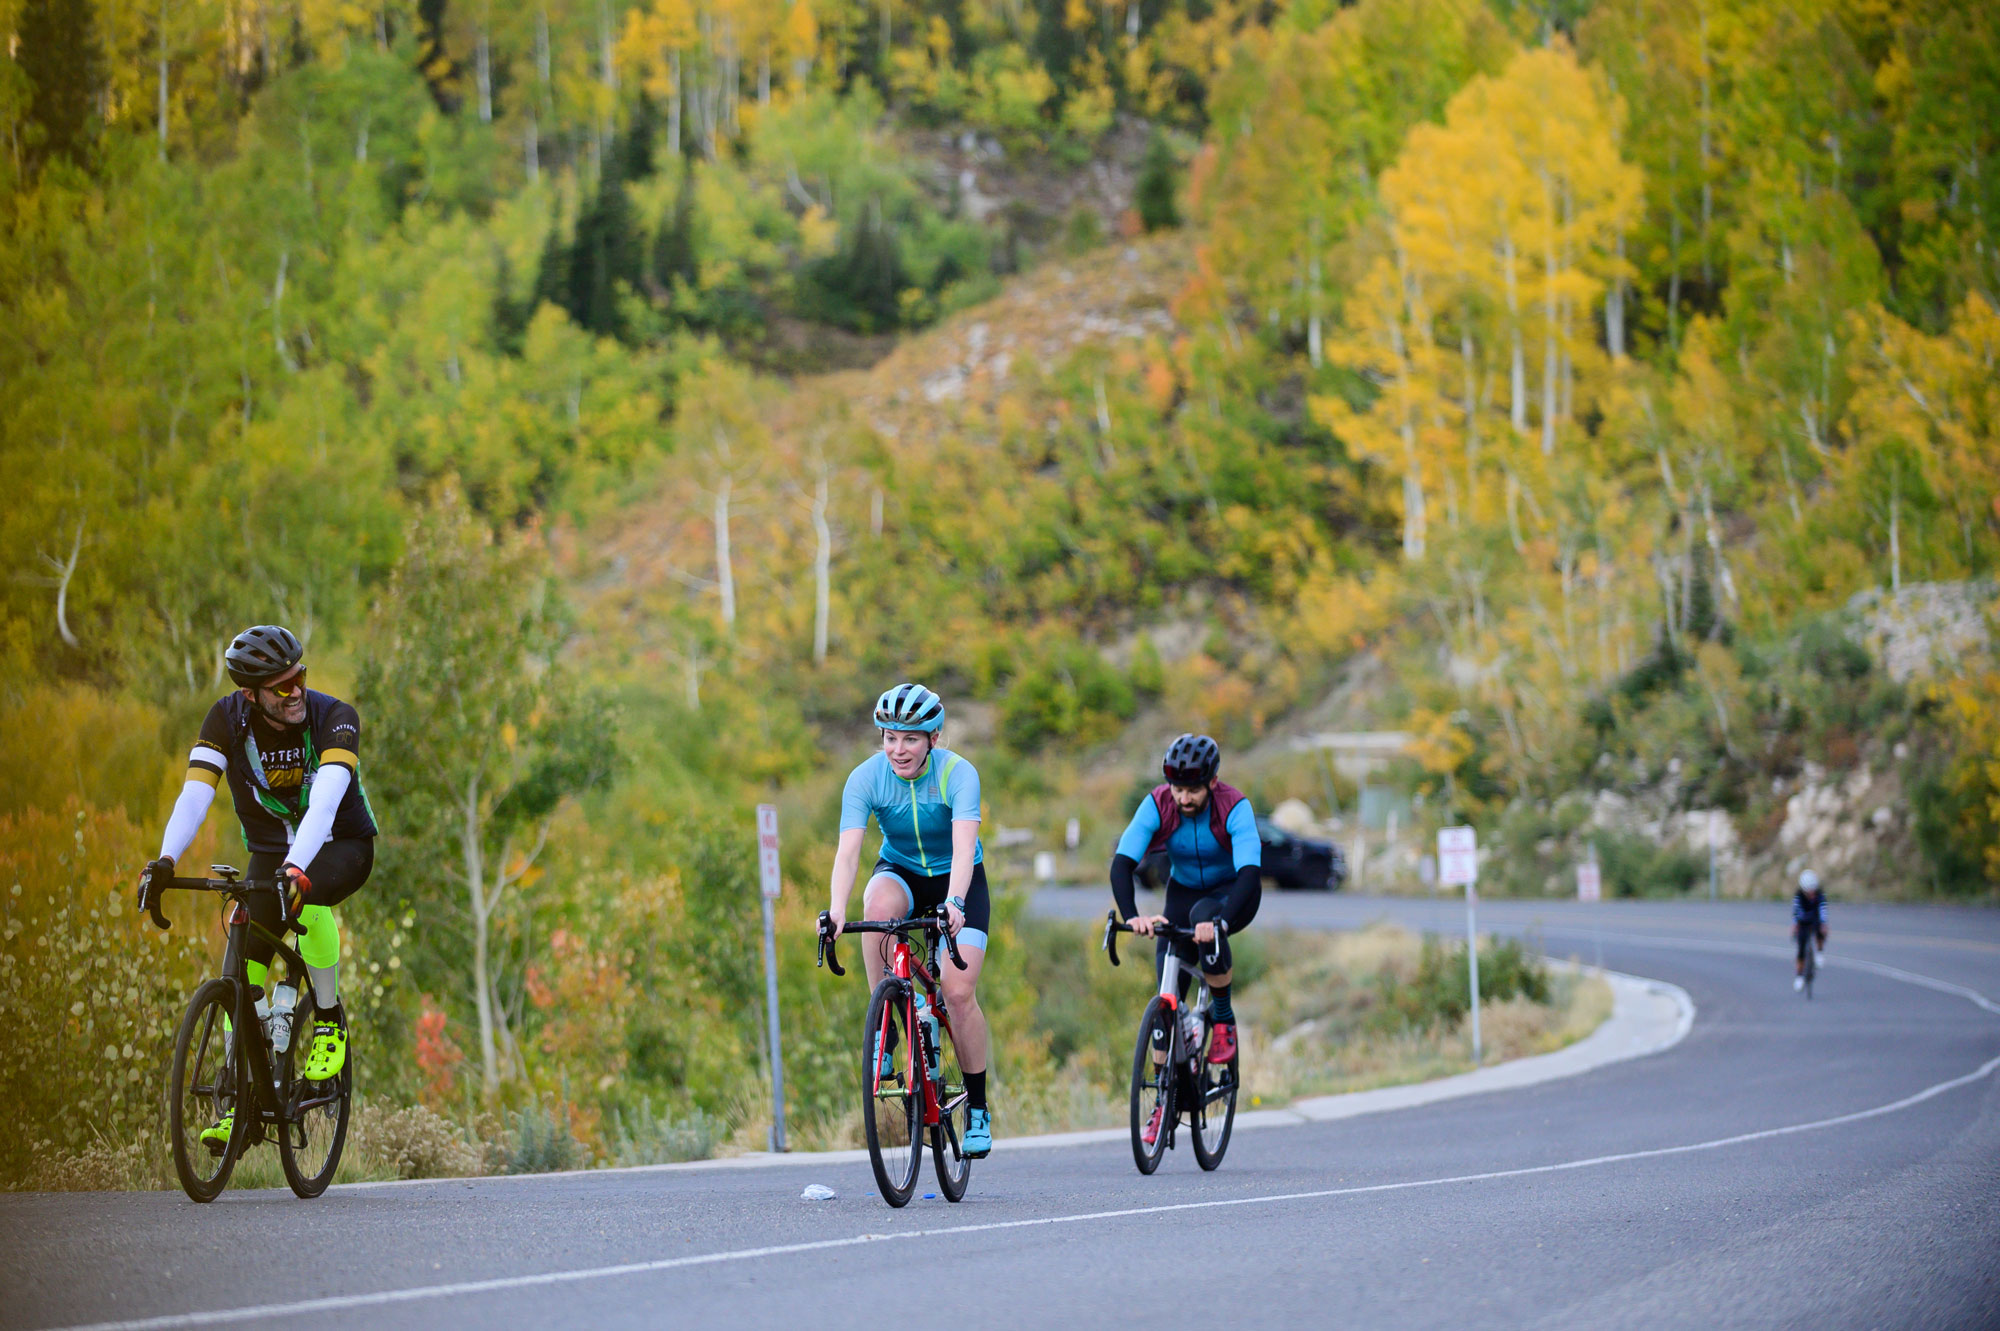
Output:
[3, 893, 1997, 1331]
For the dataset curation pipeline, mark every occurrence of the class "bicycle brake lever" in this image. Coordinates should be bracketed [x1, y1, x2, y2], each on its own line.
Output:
[148, 893, 171, 932]
[816, 911, 845, 976]
[935, 906, 967, 970]
[1102, 911, 1121, 967]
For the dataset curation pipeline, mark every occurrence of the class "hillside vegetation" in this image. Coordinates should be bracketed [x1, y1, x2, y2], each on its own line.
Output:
[3, 0, 1998, 1182]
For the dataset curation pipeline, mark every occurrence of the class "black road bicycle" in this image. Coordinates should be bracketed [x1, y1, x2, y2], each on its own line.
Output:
[817, 906, 972, 1208]
[141, 866, 352, 1201]
[1103, 911, 1238, 1174]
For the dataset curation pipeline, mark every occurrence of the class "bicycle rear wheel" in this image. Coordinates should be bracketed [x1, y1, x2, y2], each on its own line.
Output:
[1129, 997, 1174, 1175]
[280, 1011, 351, 1198]
[931, 1001, 971, 1203]
[1190, 1023, 1237, 1171]
[170, 978, 243, 1203]
[1803, 944, 1816, 1000]
[862, 978, 923, 1207]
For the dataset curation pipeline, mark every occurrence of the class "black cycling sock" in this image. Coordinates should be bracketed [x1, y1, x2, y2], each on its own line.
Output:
[965, 1070, 987, 1111]
[1208, 984, 1234, 1024]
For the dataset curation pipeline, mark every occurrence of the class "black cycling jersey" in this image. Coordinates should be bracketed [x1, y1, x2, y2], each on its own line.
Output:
[188, 690, 378, 855]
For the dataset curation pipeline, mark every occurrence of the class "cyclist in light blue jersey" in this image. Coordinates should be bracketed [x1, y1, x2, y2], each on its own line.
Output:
[828, 683, 994, 1156]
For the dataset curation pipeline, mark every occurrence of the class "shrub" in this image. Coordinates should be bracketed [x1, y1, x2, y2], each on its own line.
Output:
[606, 1100, 725, 1165]
[1134, 131, 1180, 232]
[505, 1099, 587, 1174]
[0, 803, 215, 1188]
[348, 1101, 483, 1180]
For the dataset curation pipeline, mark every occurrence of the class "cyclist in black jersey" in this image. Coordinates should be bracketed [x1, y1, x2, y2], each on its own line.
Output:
[137, 626, 377, 1149]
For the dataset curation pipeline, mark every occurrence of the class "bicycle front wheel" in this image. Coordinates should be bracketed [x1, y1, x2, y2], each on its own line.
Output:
[931, 1002, 971, 1203]
[169, 978, 243, 1203]
[1129, 997, 1174, 1175]
[280, 1013, 351, 1199]
[1190, 1025, 1237, 1172]
[1804, 945, 1816, 1000]
[862, 978, 923, 1207]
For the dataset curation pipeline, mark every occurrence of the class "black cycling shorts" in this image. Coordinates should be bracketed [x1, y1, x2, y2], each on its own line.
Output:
[869, 860, 992, 953]
[1157, 879, 1261, 982]
[245, 839, 373, 970]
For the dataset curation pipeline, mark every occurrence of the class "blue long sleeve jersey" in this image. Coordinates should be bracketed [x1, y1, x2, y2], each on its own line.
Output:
[840, 749, 984, 877]
[1113, 792, 1260, 892]
[1792, 889, 1828, 929]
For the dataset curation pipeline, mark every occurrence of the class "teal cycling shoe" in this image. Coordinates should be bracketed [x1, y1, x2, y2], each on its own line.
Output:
[963, 1108, 992, 1158]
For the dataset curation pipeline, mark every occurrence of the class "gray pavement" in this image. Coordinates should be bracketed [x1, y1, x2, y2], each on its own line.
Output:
[4, 891, 1998, 1330]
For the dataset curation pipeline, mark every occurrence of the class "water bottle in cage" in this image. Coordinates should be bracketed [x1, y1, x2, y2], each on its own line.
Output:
[1180, 1008, 1202, 1057]
[263, 981, 298, 1054]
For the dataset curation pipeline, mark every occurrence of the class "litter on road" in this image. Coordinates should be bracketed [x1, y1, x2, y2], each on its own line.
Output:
[800, 1184, 837, 1201]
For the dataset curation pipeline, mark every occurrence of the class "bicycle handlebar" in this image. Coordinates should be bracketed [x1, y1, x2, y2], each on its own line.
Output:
[140, 872, 293, 935]
[1102, 910, 1226, 968]
[817, 906, 967, 977]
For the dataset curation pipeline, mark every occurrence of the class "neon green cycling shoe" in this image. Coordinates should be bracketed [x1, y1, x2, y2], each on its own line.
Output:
[303, 1018, 347, 1081]
[200, 1112, 234, 1155]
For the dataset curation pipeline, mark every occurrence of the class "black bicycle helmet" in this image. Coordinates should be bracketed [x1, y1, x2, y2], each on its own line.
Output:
[1162, 733, 1221, 786]
[225, 625, 304, 687]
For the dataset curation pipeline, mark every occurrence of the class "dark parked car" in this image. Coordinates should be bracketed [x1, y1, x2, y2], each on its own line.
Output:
[1135, 818, 1346, 893]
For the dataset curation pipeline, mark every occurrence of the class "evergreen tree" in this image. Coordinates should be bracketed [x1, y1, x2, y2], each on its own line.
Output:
[653, 165, 700, 297]
[1134, 130, 1180, 232]
[564, 149, 645, 338]
[810, 200, 907, 332]
[16, 0, 102, 169]
[529, 204, 571, 326]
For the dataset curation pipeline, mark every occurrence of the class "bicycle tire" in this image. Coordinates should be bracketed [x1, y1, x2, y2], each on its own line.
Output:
[931, 999, 971, 1202]
[862, 977, 923, 1207]
[1129, 997, 1174, 1175]
[169, 978, 243, 1203]
[1190, 1024, 1237, 1172]
[280, 1011, 351, 1199]
[1804, 945, 1816, 1000]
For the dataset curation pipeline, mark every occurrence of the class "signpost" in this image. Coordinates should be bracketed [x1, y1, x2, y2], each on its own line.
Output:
[1437, 826, 1482, 1064]
[1576, 858, 1602, 902]
[756, 804, 787, 1152]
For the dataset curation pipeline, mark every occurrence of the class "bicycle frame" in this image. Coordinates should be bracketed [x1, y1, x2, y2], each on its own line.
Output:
[157, 874, 342, 1131]
[818, 908, 969, 1127]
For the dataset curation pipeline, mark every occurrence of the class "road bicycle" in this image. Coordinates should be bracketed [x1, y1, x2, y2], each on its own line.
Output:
[817, 905, 972, 1208]
[1797, 930, 1821, 1000]
[1103, 911, 1238, 1174]
[140, 865, 353, 1201]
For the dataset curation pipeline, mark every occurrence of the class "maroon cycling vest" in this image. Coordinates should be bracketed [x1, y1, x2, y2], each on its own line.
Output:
[1145, 781, 1247, 861]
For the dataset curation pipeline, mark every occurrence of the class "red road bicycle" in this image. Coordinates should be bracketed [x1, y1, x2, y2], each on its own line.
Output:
[818, 906, 973, 1208]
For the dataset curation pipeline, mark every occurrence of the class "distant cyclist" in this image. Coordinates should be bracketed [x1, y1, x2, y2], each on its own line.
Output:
[1792, 868, 1828, 991]
[1109, 733, 1261, 1144]
[136, 626, 377, 1148]
[827, 684, 993, 1157]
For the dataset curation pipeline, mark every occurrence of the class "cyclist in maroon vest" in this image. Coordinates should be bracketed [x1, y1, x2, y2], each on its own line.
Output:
[1110, 734, 1262, 1077]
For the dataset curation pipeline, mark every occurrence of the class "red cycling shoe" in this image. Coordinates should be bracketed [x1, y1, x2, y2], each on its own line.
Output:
[1142, 1102, 1166, 1146]
[1208, 1022, 1238, 1064]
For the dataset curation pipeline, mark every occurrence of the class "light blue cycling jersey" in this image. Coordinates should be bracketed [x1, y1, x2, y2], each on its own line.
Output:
[1114, 792, 1259, 891]
[841, 748, 984, 876]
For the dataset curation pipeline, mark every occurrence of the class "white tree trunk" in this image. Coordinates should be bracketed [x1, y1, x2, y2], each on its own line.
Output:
[714, 476, 736, 628]
[462, 778, 500, 1095]
[668, 52, 682, 155]
[1502, 227, 1525, 433]
[476, 27, 493, 123]
[812, 469, 831, 666]
[1608, 231, 1627, 359]
[157, 0, 170, 161]
[1541, 171, 1558, 454]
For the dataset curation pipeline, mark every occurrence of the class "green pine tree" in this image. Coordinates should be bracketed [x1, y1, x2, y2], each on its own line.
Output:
[16, 0, 102, 169]
[1135, 130, 1180, 232]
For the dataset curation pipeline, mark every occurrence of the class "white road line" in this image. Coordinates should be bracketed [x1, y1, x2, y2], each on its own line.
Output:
[40, 937, 1999, 1331]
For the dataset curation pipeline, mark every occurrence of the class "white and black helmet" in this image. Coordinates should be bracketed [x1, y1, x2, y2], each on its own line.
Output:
[1798, 868, 1821, 892]
[225, 624, 303, 688]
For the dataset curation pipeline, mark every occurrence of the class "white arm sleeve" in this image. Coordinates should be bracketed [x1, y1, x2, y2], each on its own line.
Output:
[159, 780, 217, 863]
[287, 764, 351, 874]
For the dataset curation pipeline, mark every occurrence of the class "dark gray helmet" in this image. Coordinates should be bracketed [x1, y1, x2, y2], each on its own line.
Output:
[1163, 733, 1220, 786]
[225, 625, 303, 687]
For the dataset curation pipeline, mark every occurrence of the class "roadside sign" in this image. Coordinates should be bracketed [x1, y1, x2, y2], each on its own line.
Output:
[1577, 859, 1602, 902]
[754, 803, 786, 1151]
[1438, 826, 1478, 886]
[757, 804, 782, 899]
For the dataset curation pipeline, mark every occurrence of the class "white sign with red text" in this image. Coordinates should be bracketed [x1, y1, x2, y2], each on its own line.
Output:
[757, 804, 782, 899]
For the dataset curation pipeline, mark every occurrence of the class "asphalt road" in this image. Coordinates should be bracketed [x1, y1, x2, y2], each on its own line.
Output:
[4, 891, 1998, 1331]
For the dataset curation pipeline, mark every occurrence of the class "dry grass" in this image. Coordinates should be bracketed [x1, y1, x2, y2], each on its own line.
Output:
[1235, 925, 1613, 1108]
